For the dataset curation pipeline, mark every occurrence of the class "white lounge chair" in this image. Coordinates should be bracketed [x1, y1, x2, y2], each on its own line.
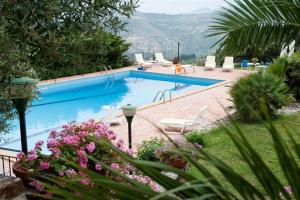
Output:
[204, 56, 216, 70]
[155, 52, 172, 67]
[160, 106, 208, 134]
[222, 57, 234, 72]
[135, 54, 153, 68]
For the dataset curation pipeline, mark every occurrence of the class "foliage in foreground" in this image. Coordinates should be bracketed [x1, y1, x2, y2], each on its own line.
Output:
[210, 0, 300, 58]
[230, 72, 293, 122]
[41, 107, 300, 200]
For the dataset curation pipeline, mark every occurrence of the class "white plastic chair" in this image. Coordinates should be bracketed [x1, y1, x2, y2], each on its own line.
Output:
[155, 52, 172, 67]
[204, 56, 216, 70]
[160, 106, 208, 134]
[135, 54, 153, 68]
[222, 57, 234, 72]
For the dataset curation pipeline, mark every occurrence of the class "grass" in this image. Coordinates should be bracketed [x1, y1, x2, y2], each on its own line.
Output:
[189, 111, 300, 188]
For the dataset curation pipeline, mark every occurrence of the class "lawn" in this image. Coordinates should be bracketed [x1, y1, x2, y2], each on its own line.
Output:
[189, 111, 300, 187]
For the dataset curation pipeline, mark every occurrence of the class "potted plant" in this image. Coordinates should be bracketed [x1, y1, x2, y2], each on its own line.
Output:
[13, 120, 158, 197]
[173, 57, 179, 64]
[155, 140, 196, 169]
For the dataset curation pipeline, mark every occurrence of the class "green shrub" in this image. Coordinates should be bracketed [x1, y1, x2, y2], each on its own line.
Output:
[185, 132, 204, 146]
[136, 137, 163, 161]
[268, 56, 288, 78]
[195, 58, 205, 66]
[286, 51, 300, 100]
[230, 72, 293, 122]
[251, 58, 259, 63]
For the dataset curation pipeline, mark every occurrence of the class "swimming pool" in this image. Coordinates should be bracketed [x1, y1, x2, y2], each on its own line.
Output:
[0, 70, 223, 151]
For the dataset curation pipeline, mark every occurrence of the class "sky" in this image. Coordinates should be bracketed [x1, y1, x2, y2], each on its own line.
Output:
[137, 0, 227, 14]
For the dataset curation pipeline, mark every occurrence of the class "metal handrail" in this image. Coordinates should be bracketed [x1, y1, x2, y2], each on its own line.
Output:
[153, 91, 164, 102]
[160, 89, 172, 102]
[153, 90, 172, 103]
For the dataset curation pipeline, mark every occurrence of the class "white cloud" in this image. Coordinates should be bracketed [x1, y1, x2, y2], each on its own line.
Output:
[137, 0, 227, 14]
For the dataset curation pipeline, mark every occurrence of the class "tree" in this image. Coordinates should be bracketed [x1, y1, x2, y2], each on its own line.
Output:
[0, 0, 138, 135]
[209, 0, 300, 57]
[0, 0, 138, 79]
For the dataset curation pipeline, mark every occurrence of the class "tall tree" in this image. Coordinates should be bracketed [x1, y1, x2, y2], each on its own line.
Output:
[209, 0, 300, 57]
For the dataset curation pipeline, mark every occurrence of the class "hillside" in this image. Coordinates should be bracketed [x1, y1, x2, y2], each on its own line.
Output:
[121, 11, 220, 60]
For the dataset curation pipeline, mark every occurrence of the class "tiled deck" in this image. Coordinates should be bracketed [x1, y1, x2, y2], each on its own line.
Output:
[28, 66, 252, 150]
[99, 66, 250, 148]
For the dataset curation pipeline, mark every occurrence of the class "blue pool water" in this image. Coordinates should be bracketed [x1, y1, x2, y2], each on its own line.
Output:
[0, 70, 222, 151]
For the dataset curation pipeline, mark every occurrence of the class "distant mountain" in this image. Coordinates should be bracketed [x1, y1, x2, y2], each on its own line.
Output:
[120, 11, 220, 60]
[187, 8, 215, 14]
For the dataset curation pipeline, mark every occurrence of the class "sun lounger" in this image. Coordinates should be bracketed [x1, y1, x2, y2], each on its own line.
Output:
[135, 54, 153, 68]
[222, 56, 234, 72]
[160, 106, 208, 134]
[155, 52, 172, 67]
[204, 56, 216, 70]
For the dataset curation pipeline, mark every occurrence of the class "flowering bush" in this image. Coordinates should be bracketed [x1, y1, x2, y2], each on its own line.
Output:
[16, 120, 158, 195]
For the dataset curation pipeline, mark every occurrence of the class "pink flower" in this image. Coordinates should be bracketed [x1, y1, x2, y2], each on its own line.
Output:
[95, 164, 102, 171]
[80, 178, 90, 185]
[50, 148, 61, 158]
[77, 149, 88, 168]
[34, 140, 44, 151]
[109, 134, 117, 140]
[29, 180, 44, 192]
[116, 139, 124, 149]
[195, 143, 203, 149]
[80, 161, 87, 168]
[284, 186, 292, 194]
[86, 142, 95, 153]
[39, 161, 50, 170]
[28, 149, 35, 155]
[47, 139, 59, 148]
[28, 154, 37, 161]
[58, 171, 64, 176]
[111, 163, 119, 170]
[66, 169, 77, 177]
[49, 130, 58, 139]
[63, 135, 80, 146]
[126, 148, 134, 156]
[16, 152, 25, 160]
[143, 176, 151, 184]
[79, 172, 88, 177]
[151, 183, 160, 192]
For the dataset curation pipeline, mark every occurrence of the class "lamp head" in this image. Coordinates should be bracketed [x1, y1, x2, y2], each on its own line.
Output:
[121, 104, 137, 117]
[4, 77, 37, 99]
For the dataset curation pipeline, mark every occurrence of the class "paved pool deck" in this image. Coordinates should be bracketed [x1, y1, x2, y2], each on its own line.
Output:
[1, 65, 252, 157]
[102, 65, 251, 148]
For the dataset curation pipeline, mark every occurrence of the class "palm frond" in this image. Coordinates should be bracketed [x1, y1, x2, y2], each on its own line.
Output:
[209, 0, 300, 56]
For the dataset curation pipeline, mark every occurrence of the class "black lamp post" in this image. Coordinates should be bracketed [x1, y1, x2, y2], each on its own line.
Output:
[4, 77, 37, 155]
[177, 42, 180, 63]
[121, 104, 137, 149]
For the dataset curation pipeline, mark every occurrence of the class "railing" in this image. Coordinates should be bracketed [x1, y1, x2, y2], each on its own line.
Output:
[0, 154, 18, 177]
[0, 147, 19, 177]
[153, 89, 172, 103]
[103, 66, 115, 89]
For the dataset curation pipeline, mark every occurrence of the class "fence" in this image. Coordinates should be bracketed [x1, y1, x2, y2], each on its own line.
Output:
[0, 148, 20, 177]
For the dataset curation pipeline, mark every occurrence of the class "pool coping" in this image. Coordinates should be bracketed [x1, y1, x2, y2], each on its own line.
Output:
[36, 68, 230, 118]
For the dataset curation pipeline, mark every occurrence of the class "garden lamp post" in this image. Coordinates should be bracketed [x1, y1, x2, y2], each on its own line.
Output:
[121, 104, 137, 149]
[4, 77, 37, 155]
[177, 41, 180, 63]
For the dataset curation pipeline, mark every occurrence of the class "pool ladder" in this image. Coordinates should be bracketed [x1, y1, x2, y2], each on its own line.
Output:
[103, 66, 115, 80]
[103, 66, 115, 88]
[153, 89, 172, 103]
